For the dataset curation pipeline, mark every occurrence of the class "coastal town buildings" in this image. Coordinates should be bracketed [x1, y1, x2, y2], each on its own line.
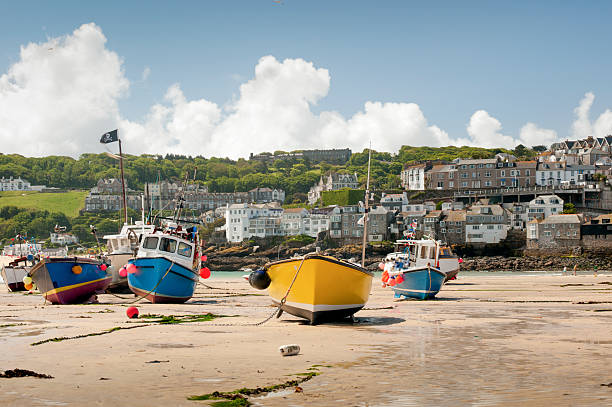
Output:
[527, 195, 563, 221]
[465, 205, 509, 244]
[401, 164, 428, 190]
[50, 232, 79, 245]
[307, 172, 359, 205]
[526, 214, 583, 249]
[249, 148, 351, 165]
[379, 192, 408, 212]
[248, 187, 285, 204]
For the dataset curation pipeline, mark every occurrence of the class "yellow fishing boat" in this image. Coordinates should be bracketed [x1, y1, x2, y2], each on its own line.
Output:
[249, 253, 373, 324]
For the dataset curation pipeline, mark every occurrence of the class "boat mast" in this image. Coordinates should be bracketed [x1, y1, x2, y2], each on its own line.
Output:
[361, 144, 372, 268]
[118, 138, 128, 225]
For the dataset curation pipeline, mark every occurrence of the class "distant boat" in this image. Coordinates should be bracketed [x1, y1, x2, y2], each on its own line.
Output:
[103, 221, 156, 291]
[1, 256, 33, 292]
[382, 239, 450, 299]
[127, 224, 200, 303]
[249, 254, 373, 324]
[29, 257, 111, 304]
[391, 239, 460, 282]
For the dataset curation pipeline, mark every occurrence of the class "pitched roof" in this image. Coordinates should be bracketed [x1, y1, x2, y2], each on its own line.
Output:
[541, 214, 583, 224]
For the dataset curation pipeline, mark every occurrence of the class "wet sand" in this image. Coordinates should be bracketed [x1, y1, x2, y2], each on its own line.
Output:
[1, 270, 611, 406]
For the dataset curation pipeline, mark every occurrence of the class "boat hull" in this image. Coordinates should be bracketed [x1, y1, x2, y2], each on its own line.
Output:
[127, 257, 197, 304]
[106, 253, 132, 292]
[1, 266, 29, 292]
[266, 255, 373, 324]
[30, 258, 111, 304]
[391, 267, 447, 300]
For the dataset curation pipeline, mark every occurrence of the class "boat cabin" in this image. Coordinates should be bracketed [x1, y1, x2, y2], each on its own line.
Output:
[137, 232, 197, 270]
[103, 222, 156, 255]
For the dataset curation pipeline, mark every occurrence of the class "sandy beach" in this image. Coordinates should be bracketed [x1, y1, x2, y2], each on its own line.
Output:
[1, 266, 611, 406]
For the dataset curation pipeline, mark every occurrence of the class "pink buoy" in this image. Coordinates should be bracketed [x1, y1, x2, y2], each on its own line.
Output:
[126, 263, 138, 274]
[119, 267, 127, 278]
[100, 264, 108, 271]
[126, 307, 139, 319]
[378, 262, 385, 270]
[199, 267, 211, 279]
[201, 255, 207, 262]
[458, 258, 464, 264]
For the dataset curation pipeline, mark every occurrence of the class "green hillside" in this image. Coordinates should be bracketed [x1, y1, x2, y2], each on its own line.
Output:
[0, 190, 87, 218]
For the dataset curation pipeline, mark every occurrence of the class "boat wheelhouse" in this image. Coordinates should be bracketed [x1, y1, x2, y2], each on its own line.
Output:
[127, 225, 200, 303]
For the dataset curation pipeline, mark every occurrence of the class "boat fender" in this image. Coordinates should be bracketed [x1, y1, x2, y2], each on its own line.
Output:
[388, 277, 397, 286]
[72, 265, 82, 275]
[279, 344, 300, 356]
[249, 270, 271, 290]
[395, 274, 404, 284]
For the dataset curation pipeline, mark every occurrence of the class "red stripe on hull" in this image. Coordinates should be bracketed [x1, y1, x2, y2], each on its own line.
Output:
[130, 286, 190, 304]
[43, 277, 112, 305]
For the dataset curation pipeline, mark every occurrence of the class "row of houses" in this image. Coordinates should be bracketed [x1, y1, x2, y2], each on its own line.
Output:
[0, 177, 49, 192]
[527, 213, 612, 250]
[84, 179, 285, 214]
[401, 139, 611, 191]
[223, 193, 570, 245]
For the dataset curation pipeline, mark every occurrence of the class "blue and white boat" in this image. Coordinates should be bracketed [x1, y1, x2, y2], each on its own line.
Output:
[382, 240, 448, 299]
[127, 224, 201, 303]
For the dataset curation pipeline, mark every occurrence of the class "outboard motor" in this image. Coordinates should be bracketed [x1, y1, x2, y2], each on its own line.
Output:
[249, 269, 271, 290]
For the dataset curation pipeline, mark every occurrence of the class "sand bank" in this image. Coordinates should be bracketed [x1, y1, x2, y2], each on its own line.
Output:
[1, 273, 611, 406]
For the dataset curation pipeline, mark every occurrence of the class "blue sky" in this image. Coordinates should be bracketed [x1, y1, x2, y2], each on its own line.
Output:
[1, 1, 611, 157]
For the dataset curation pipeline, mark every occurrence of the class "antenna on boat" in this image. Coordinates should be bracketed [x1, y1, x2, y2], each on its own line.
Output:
[361, 142, 372, 268]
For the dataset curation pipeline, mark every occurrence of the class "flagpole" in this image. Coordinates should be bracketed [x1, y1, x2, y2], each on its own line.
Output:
[118, 138, 128, 224]
[361, 144, 371, 268]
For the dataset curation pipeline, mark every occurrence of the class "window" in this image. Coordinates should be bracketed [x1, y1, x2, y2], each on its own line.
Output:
[160, 237, 177, 253]
[500, 170, 506, 176]
[177, 242, 192, 257]
[143, 237, 159, 249]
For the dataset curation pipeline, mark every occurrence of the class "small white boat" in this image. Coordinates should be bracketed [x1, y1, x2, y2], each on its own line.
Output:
[1, 256, 33, 292]
[103, 221, 156, 291]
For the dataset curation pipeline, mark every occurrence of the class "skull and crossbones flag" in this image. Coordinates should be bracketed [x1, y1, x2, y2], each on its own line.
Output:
[100, 129, 118, 144]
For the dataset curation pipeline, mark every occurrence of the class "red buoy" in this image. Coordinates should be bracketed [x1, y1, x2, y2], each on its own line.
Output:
[388, 277, 397, 286]
[199, 267, 211, 279]
[100, 264, 108, 271]
[395, 274, 404, 284]
[201, 255, 207, 262]
[118, 267, 127, 278]
[126, 264, 138, 274]
[126, 307, 139, 319]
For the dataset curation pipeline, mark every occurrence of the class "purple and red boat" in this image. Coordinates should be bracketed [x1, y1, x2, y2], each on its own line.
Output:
[29, 257, 111, 304]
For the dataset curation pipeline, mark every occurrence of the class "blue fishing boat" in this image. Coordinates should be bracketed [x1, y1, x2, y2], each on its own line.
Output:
[382, 240, 447, 299]
[387, 265, 447, 300]
[29, 257, 111, 304]
[127, 224, 201, 303]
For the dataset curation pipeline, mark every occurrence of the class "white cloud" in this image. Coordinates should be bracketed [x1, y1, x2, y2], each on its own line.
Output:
[519, 122, 558, 147]
[141, 66, 151, 82]
[0, 24, 601, 160]
[0, 23, 127, 157]
[571, 92, 594, 139]
[465, 110, 518, 149]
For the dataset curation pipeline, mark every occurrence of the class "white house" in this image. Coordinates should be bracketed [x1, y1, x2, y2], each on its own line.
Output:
[307, 207, 333, 238]
[50, 232, 79, 245]
[225, 203, 283, 243]
[281, 208, 309, 236]
[527, 194, 563, 221]
[536, 162, 566, 186]
[307, 173, 359, 205]
[0, 177, 31, 191]
[401, 164, 426, 190]
[380, 192, 408, 212]
[564, 165, 596, 184]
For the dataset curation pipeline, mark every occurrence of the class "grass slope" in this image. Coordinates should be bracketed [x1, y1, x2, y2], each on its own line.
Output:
[0, 190, 87, 217]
